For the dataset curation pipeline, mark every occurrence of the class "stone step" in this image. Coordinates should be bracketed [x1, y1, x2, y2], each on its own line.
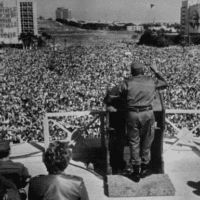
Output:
[107, 174, 175, 197]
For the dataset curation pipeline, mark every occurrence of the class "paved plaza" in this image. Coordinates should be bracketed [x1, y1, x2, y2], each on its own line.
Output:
[10, 139, 200, 200]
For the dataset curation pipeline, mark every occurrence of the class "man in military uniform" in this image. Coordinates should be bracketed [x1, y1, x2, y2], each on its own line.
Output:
[0, 140, 30, 188]
[0, 140, 30, 189]
[105, 62, 167, 182]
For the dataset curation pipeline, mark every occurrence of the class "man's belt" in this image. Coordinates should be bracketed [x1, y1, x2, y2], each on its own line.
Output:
[128, 106, 152, 112]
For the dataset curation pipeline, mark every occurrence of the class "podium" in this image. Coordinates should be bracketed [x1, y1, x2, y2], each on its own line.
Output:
[107, 91, 165, 174]
[149, 91, 165, 173]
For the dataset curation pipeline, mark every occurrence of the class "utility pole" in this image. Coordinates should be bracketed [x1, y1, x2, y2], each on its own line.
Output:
[187, 5, 190, 44]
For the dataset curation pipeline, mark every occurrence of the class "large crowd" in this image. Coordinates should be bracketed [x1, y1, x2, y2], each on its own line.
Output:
[0, 39, 200, 142]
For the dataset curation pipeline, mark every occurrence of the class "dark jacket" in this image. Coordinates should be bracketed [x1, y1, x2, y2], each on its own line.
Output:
[0, 174, 21, 200]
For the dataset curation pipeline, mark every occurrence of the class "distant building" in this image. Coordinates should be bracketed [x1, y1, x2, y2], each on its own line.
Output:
[56, 7, 71, 20]
[149, 25, 177, 33]
[181, 0, 200, 34]
[126, 25, 144, 32]
[68, 9, 71, 20]
[0, 0, 38, 44]
[181, 1, 188, 33]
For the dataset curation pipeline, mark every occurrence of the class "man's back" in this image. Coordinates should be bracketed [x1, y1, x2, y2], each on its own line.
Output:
[28, 174, 89, 200]
[125, 76, 156, 108]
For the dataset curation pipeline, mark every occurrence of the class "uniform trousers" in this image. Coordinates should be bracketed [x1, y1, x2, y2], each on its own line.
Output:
[127, 110, 155, 166]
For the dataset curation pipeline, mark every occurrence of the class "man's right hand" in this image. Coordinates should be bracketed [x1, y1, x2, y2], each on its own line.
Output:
[106, 106, 117, 112]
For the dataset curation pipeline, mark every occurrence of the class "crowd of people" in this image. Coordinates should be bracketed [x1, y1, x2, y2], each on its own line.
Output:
[0, 38, 200, 142]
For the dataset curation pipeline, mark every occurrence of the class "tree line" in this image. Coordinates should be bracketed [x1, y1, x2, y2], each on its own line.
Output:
[17, 32, 53, 49]
[138, 29, 200, 47]
[0, 32, 53, 50]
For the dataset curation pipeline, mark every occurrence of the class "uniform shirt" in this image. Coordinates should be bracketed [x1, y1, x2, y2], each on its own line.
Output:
[28, 174, 90, 200]
[106, 72, 167, 109]
[0, 160, 29, 177]
[123, 75, 157, 108]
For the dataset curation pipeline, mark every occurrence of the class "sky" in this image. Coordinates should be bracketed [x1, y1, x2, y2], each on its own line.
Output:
[35, 0, 183, 23]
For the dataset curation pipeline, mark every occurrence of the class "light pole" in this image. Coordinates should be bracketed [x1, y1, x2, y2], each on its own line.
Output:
[187, 5, 191, 44]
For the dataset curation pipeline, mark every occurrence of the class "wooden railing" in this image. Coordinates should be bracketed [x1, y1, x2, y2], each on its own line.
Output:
[43, 111, 106, 150]
[164, 109, 200, 152]
[43, 110, 200, 151]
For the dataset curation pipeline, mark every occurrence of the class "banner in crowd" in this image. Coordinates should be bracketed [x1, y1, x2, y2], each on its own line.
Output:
[189, 4, 200, 33]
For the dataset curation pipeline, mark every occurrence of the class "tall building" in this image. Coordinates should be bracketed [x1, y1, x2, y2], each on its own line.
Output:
[56, 7, 71, 20]
[181, 0, 200, 34]
[0, 0, 38, 44]
[68, 9, 71, 20]
[181, 1, 188, 33]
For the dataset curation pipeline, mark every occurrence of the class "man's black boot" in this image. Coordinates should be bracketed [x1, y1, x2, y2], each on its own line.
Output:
[131, 165, 140, 183]
[140, 163, 150, 178]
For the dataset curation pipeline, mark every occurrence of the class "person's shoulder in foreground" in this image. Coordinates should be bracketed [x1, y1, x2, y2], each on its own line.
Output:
[30, 173, 84, 186]
[0, 140, 30, 178]
[28, 141, 90, 200]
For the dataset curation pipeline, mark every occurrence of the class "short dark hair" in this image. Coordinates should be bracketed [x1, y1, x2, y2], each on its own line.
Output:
[43, 141, 72, 174]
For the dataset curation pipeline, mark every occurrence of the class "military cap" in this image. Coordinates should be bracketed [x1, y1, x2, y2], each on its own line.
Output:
[131, 62, 144, 75]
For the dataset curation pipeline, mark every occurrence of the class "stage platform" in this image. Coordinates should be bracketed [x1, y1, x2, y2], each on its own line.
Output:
[9, 138, 200, 200]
